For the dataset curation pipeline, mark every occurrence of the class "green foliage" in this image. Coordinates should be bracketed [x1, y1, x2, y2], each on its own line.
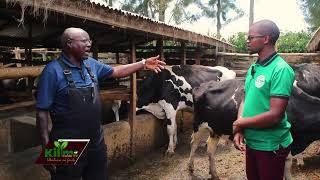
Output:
[120, 0, 199, 24]
[228, 32, 247, 53]
[277, 31, 311, 53]
[228, 31, 311, 53]
[195, 0, 244, 38]
[299, 0, 320, 32]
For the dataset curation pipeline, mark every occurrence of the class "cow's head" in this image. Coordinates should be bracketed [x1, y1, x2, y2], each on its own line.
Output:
[137, 70, 165, 108]
[293, 63, 320, 98]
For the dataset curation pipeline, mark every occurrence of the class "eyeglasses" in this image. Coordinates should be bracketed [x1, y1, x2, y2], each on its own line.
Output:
[247, 35, 265, 41]
[69, 38, 92, 44]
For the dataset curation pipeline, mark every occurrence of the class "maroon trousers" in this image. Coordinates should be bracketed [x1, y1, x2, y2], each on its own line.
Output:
[246, 145, 290, 180]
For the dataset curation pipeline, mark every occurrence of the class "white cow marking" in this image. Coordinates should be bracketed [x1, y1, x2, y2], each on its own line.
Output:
[231, 87, 239, 108]
[209, 66, 236, 81]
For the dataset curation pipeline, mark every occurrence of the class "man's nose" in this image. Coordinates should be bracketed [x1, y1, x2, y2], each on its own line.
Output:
[86, 41, 92, 47]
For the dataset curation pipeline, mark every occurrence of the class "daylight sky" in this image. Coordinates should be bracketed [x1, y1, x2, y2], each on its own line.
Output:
[92, 0, 309, 38]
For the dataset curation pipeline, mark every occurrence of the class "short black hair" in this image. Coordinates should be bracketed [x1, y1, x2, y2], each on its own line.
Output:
[253, 20, 280, 45]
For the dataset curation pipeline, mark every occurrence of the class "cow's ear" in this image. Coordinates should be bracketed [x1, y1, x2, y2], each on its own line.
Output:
[193, 87, 206, 102]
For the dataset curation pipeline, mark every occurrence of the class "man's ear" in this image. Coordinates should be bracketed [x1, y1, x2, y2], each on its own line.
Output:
[263, 35, 270, 45]
[66, 40, 72, 49]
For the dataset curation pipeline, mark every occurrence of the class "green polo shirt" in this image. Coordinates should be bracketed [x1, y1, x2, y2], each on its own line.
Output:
[243, 53, 295, 151]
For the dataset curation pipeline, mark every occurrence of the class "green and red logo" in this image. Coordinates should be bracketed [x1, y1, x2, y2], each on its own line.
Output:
[36, 139, 89, 165]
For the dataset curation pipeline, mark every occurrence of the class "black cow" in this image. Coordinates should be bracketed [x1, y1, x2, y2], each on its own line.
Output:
[136, 65, 236, 154]
[188, 64, 320, 180]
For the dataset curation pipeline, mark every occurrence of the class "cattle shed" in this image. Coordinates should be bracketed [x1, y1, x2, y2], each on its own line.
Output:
[307, 26, 320, 53]
[0, 0, 236, 179]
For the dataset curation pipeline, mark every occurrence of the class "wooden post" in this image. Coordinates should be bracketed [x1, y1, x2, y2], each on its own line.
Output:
[116, 52, 120, 64]
[156, 39, 164, 61]
[129, 39, 137, 157]
[215, 45, 221, 66]
[195, 47, 201, 65]
[27, 21, 33, 93]
[92, 39, 99, 59]
[14, 47, 21, 60]
[180, 42, 186, 65]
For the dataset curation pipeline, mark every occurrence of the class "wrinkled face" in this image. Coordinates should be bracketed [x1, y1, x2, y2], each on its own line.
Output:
[247, 26, 266, 55]
[67, 31, 92, 60]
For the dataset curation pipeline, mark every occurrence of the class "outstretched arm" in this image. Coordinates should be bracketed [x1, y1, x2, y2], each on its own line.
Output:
[110, 55, 166, 78]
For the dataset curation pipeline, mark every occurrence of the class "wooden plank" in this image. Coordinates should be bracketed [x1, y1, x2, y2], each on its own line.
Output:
[100, 89, 130, 101]
[216, 52, 258, 57]
[0, 66, 45, 79]
[0, 101, 35, 112]
[0, 89, 131, 112]
[0, 64, 126, 79]
[217, 52, 320, 57]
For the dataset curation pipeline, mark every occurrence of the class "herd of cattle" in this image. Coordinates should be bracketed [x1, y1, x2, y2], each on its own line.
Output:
[1, 63, 320, 179]
[135, 63, 320, 180]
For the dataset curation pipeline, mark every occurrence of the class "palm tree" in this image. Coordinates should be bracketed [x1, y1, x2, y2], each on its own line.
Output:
[249, 0, 254, 27]
[196, 0, 244, 39]
[299, 0, 320, 32]
[121, 0, 199, 24]
[103, 0, 113, 6]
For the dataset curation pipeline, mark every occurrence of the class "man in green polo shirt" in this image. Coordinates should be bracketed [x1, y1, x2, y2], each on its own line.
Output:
[232, 20, 295, 180]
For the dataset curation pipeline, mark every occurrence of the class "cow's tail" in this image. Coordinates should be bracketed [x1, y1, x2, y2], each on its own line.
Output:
[199, 122, 214, 137]
[205, 125, 214, 137]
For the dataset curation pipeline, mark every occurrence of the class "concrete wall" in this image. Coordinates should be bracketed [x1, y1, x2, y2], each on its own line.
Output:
[0, 113, 168, 180]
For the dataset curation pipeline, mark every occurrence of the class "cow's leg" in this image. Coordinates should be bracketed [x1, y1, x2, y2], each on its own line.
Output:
[188, 130, 204, 172]
[111, 100, 121, 122]
[166, 117, 177, 154]
[188, 122, 212, 173]
[158, 100, 178, 154]
[207, 135, 220, 179]
[284, 152, 293, 180]
[295, 153, 305, 166]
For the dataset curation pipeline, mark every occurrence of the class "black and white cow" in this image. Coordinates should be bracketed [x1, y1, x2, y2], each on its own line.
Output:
[136, 65, 236, 154]
[286, 63, 320, 168]
[188, 63, 320, 180]
[188, 79, 244, 179]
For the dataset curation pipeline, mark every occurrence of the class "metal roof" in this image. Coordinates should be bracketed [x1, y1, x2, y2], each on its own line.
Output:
[0, 0, 235, 52]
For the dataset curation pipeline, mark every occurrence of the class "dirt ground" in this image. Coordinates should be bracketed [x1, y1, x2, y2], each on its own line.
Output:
[109, 128, 320, 180]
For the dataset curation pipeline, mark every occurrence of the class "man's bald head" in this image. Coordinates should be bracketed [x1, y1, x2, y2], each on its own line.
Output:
[60, 27, 89, 48]
[251, 20, 280, 45]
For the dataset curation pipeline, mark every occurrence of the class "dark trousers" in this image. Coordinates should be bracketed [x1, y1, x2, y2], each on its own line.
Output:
[50, 144, 107, 180]
[246, 145, 290, 180]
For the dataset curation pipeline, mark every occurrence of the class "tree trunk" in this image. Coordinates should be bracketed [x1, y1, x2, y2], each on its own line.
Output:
[158, 0, 166, 22]
[249, 0, 254, 27]
[143, 0, 148, 17]
[216, 0, 221, 39]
